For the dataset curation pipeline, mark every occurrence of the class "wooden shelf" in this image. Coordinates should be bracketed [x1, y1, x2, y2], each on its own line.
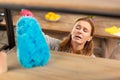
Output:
[1, 11, 120, 39]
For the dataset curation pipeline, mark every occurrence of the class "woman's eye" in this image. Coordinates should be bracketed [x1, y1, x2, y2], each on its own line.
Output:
[83, 28, 88, 32]
[76, 25, 81, 29]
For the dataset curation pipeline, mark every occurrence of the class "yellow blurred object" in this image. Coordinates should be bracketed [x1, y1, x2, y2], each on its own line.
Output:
[105, 26, 120, 35]
[45, 12, 61, 21]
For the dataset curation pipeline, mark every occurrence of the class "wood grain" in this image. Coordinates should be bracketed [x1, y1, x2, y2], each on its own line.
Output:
[0, 47, 120, 80]
[0, 0, 120, 17]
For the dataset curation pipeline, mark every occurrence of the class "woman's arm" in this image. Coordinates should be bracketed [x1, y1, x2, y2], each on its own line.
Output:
[43, 33, 61, 51]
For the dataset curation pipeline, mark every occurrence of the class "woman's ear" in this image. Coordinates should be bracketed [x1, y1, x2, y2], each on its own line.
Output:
[88, 36, 92, 42]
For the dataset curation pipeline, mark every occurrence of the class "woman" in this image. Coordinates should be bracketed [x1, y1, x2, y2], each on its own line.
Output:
[20, 9, 95, 56]
[45, 17, 95, 57]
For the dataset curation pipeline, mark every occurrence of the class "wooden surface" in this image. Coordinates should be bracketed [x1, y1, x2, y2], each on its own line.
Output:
[1, 11, 120, 39]
[0, 47, 120, 80]
[0, 0, 120, 17]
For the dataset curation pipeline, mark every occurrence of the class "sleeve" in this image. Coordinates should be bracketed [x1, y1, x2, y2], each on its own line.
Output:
[91, 54, 96, 58]
[43, 33, 61, 51]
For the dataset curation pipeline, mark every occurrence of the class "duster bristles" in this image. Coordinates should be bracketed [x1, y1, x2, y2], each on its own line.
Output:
[16, 16, 50, 68]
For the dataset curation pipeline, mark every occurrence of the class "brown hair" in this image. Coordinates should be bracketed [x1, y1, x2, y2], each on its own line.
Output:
[58, 17, 95, 56]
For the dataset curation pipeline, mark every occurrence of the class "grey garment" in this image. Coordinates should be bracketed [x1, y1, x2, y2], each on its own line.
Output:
[44, 34, 61, 51]
[91, 54, 96, 58]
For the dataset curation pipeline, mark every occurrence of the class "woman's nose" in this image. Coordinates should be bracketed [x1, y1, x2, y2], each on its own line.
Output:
[77, 29, 83, 34]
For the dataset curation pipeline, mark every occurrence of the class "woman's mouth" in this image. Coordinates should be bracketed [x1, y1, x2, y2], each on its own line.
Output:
[75, 36, 82, 39]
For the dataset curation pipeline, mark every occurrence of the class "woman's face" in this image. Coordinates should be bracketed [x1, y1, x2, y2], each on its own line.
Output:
[71, 20, 92, 44]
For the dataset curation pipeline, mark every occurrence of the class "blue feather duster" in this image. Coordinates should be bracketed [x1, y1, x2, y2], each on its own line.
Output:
[16, 16, 50, 68]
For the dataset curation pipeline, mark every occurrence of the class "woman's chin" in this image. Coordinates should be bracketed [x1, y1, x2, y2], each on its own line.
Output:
[72, 39, 83, 44]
